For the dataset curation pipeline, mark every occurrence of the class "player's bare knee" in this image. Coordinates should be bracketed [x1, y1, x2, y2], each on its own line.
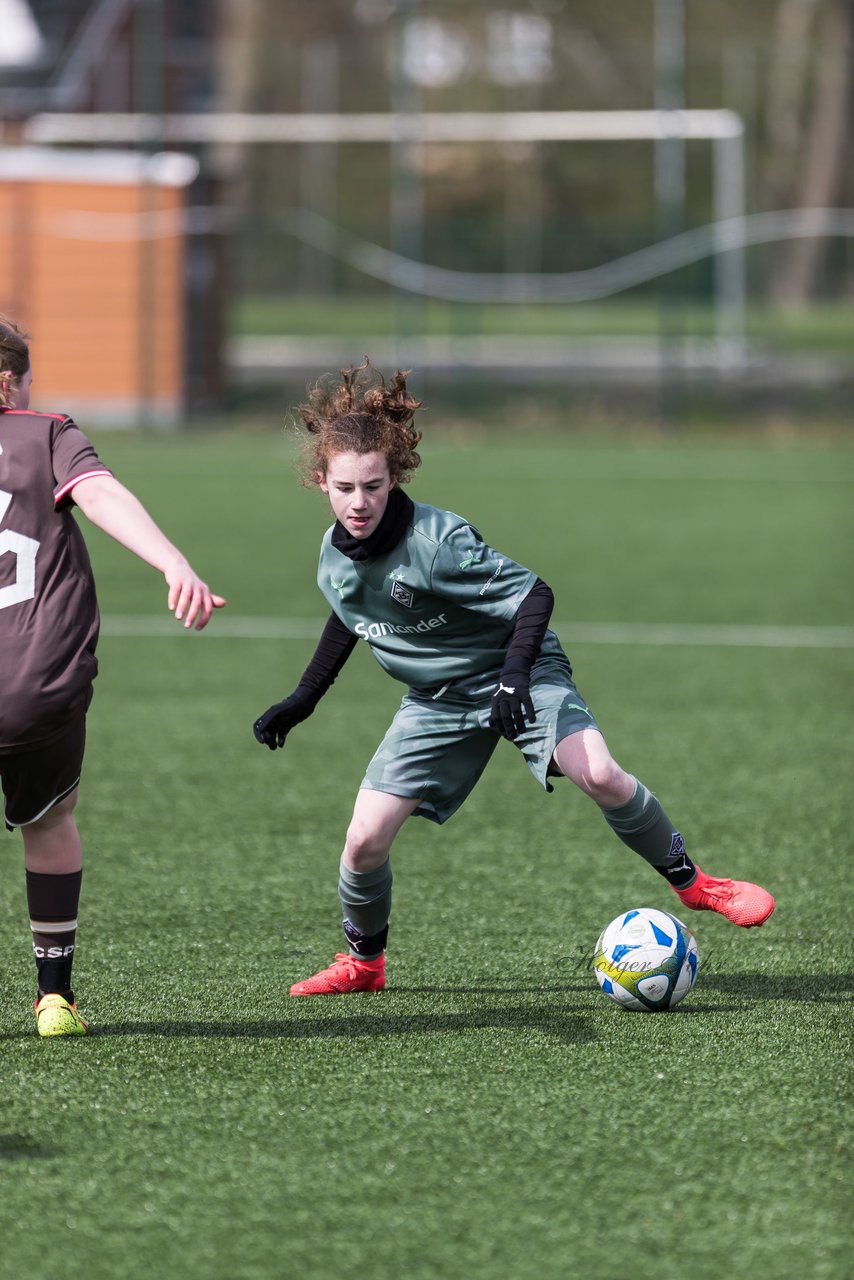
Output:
[582, 759, 632, 807]
[343, 821, 390, 871]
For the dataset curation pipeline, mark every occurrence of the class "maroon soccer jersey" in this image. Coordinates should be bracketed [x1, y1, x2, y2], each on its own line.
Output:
[0, 408, 112, 749]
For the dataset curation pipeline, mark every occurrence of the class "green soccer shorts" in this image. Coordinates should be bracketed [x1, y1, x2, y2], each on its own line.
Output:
[361, 653, 600, 824]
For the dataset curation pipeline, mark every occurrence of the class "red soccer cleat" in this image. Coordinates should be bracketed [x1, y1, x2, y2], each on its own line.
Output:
[289, 952, 386, 996]
[674, 868, 775, 928]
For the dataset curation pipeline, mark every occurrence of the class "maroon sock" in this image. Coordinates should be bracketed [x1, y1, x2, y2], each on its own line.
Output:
[25, 869, 82, 1000]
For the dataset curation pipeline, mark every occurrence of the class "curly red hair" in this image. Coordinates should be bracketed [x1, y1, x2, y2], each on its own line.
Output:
[295, 359, 423, 487]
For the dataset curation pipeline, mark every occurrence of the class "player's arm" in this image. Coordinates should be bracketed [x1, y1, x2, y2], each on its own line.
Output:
[253, 612, 358, 751]
[70, 473, 226, 630]
[489, 578, 555, 740]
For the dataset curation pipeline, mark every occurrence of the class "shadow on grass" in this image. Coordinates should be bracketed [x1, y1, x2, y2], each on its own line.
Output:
[391, 982, 589, 995]
[91, 1004, 594, 1045]
[700, 972, 854, 1003]
[2, 976, 846, 1043]
[0, 1134, 59, 1162]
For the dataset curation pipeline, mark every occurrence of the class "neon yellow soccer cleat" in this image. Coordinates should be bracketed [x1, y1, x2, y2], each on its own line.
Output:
[34, 993, 90, 1037]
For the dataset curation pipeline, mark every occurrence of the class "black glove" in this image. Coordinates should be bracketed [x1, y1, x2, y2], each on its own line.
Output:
[489, 671, 536, 740]
[253, 685, 319, 750]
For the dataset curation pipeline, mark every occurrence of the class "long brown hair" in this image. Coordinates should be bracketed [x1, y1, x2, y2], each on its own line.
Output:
[295, 358, 423, 487]
[0, 314, 30, 408]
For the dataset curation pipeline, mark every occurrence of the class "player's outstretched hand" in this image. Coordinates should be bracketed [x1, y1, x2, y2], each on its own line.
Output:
[253, 686, 319, 750]
[489, 673, 535, 740]
[165, 559, 226, 631]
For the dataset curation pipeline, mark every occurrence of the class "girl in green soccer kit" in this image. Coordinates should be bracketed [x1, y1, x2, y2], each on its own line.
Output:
[254, 360, 774, 995]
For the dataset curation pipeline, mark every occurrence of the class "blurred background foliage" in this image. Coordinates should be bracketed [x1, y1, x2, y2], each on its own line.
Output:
[0, 0, 851, 424]
[213, 0, 852, 305]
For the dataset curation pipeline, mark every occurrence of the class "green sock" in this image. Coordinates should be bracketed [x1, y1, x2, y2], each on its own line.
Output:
[600, 778, 696, 887]
[338, 858, 393, 956]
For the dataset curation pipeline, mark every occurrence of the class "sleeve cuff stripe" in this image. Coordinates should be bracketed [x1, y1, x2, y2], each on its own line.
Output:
[54, 469, 112, 502]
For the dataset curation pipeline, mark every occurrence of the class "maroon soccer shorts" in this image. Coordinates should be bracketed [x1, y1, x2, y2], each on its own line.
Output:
[0, 714, 86, 831]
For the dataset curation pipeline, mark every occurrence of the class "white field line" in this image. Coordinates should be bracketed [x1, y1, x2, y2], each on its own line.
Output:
[99, 616, 854, 649]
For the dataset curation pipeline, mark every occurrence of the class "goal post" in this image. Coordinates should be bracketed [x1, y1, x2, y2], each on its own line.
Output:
[21, 109, 746, 355]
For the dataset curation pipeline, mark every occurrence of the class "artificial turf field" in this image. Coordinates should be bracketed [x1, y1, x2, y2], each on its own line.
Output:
[1, 426, 851, 1280]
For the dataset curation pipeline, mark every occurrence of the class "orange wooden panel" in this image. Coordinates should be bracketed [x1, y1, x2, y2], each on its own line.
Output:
[1, 176, 186, 411]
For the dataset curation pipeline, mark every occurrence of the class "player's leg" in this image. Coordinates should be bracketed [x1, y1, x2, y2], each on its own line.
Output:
[22, 786, 82, 872]
[339, 787, 422, 956]
[553, 727, 688, 869]
[290, 690, 497, 995]
[552, 729, 775, 927]
[21, 791, 90, 1035]
[22, 790, 89, 1034]
[289, 790, 420, 996]
[2, 716, 91, 1036]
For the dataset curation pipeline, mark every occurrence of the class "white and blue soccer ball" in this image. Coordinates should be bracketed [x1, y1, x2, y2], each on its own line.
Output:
[593, 907, 699, 1012]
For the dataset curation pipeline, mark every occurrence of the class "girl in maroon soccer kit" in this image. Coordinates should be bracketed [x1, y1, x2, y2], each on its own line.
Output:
[0, 315, 225, 1036]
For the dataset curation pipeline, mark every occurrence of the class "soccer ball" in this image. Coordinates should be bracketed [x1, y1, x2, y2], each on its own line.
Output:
[593, 907, 699, 1012]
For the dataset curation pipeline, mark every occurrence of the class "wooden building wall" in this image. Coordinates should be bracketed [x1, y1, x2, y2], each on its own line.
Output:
[0, 150, 195, 424]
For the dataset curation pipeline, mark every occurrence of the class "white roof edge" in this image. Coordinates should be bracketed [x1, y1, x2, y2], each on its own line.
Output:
[0, 147, 199, 187]
[0, 0, 44, 68]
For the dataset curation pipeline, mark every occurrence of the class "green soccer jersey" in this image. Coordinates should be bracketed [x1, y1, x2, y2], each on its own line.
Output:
[317, 500, 565, 691]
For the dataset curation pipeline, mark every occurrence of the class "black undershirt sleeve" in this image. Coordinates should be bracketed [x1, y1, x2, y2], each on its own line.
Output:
[500, 578, 555, 676]
[297, 611, 358, 699]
